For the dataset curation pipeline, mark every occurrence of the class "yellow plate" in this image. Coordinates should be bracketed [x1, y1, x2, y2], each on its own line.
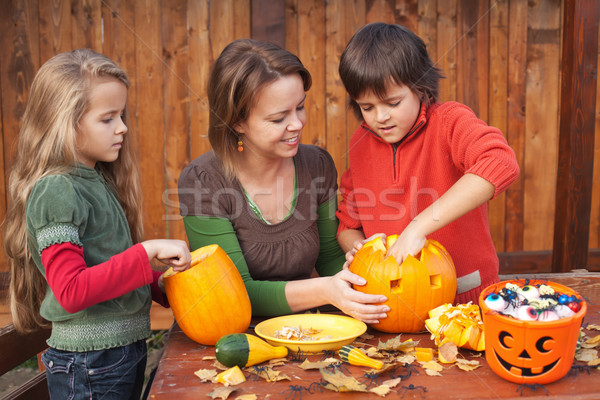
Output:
[254, 314, 367, 353]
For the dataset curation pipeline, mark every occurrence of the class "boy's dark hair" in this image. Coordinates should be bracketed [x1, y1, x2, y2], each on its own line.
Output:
[339, 22, 443, 119]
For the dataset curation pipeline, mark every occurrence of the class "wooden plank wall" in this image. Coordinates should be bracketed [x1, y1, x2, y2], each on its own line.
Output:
[0, 0, 599, 279]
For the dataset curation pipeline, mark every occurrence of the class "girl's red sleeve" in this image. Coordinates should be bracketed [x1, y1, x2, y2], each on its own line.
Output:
[41, 242, 168, 313]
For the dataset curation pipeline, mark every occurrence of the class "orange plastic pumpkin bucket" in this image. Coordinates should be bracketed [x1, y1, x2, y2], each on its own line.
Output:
[479, 280, 586, 384]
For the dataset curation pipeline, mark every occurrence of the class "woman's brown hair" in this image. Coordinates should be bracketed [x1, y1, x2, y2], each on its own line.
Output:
[207, 38, 312, 179]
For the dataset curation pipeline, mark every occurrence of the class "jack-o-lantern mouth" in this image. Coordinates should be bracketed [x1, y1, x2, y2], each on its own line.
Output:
[494, 350, 559, 377]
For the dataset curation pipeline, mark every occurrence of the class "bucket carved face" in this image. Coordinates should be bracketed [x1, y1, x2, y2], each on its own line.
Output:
[488, 326, 561, 380]
[349, 237, 457, 333]
[479, 280, 587, 384]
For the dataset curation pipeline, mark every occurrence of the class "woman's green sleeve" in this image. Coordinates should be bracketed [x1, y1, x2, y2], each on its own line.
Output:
[315, 197, 346, 277]
[182, 215, 292, 316]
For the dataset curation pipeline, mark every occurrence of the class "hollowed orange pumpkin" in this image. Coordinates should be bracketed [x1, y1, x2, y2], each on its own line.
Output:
[348, 237, 457, 333]
[163, 244, 252, 345]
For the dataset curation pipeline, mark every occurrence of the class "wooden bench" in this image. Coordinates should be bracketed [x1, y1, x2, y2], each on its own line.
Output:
[0, 324, 50, 400]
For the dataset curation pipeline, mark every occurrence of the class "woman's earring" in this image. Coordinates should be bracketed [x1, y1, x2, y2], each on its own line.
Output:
[237, 138, 244, 152]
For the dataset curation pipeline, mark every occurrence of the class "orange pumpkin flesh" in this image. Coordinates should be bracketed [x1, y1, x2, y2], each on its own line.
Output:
[349, 237, 457, 333]
[163, 244, 252, 345]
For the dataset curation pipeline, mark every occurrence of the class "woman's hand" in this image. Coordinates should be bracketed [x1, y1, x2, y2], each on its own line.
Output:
[343, 233, 387, 269]
[141, 239, 192, 272]
[327, 269, 390, 324]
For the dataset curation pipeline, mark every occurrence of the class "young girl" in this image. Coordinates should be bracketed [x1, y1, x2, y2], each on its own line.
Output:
[4, 49, 191, 400]
[178, 39, 389, 324]
[336, 23, 520, 305]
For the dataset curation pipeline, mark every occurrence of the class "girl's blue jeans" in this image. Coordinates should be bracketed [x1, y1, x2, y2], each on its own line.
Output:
[41, 340, 147, 400]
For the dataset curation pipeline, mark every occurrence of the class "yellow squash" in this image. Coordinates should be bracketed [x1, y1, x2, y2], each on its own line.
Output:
[215, 333, 288, 368]
[338, 345, 384, 370]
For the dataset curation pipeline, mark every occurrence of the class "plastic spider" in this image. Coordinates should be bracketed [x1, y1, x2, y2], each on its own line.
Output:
[319, 349, 337, 360]
[324, 361, 351, 374]
[280, 385, 311, 400]
[568, 364, 593, 377]
[248, 365, 270, 381]
[307, 379, 327, 394]
[516, 383, 548, 396]
[399, 384, 427, 398]
[360, 371, 383, 388]
[391, 362, 419, 380]
[288, 348, 309, 362]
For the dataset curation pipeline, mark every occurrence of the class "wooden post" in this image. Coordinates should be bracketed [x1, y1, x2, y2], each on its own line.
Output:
[552, 0, 599, 272]
[251, 0, 286, 48]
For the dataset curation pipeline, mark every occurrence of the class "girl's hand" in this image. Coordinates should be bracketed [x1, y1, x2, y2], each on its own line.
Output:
[327, 269, 389, 324]
[142, 239, 192, 272]
[386, 229, 426, 266]
[343, 233, 386, 269]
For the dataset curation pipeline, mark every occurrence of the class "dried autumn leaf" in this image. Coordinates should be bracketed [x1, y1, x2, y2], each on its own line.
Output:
[370, 384, 392, 397]
[587, 358, 600, 367]
[298, 358, 340, 370]
[575, 348, 599, 362]
[586, 334, 600, 345]
[438, 341, 458, 364]
[319, 368, 368, 392]
[456, 359, 481, 371]
[396, 354, 416, 364]
[366, 347, 384, 358]
[455, 358, 480, 367]
[213, 360, 230, 370]
[420, 360, 443, 372]
[208, 386, 237, 400]
[360, 332, 375, 340]
[235, 395, 257, 400]
[246, 366, 290, 382]
[194, 368, 217, 382]
[586, 324, 600, 331]
[377, 335, 418, 352]
[424, 368, 443, 376]
[382, 378, 401, 388]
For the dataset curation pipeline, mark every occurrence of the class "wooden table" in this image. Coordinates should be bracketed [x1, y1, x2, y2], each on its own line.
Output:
[148, 273, 600, 399]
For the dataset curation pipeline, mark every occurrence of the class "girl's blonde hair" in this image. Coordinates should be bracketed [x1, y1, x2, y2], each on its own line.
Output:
[3, 49, 144, 333]
[208, 39, 312, 179]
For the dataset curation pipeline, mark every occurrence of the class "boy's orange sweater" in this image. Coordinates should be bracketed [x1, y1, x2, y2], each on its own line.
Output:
[337, 101, 520, 304]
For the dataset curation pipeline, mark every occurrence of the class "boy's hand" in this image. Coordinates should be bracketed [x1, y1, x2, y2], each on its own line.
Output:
[386, 229, 426, 265]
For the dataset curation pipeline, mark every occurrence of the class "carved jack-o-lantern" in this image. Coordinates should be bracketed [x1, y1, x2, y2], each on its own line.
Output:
[349, 237, 457, 333]
[479, 280, 587, 384]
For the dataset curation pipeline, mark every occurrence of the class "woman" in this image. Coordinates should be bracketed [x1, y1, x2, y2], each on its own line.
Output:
[178, 39, 388, 324]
